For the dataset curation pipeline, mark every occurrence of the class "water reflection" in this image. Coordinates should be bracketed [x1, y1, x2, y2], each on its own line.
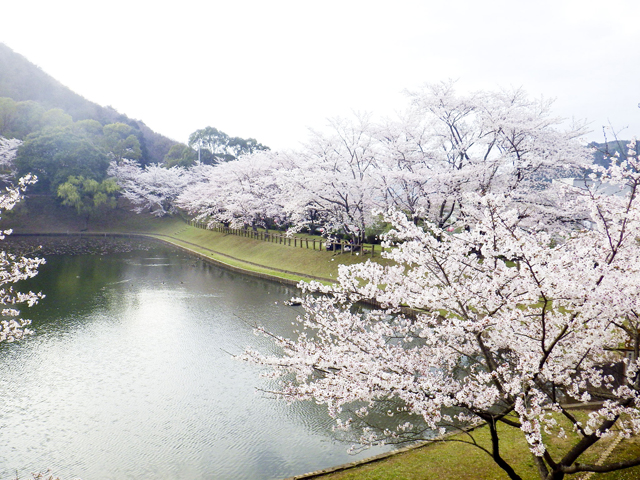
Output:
[0, 242, 390, 480]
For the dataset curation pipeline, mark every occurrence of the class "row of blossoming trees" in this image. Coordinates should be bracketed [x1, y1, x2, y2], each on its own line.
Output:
[112, 82, 640, 479]
[110, 82, 591, 241]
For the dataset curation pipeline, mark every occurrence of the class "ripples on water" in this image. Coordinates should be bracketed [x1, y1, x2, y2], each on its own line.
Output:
[0, 241, 391, 480]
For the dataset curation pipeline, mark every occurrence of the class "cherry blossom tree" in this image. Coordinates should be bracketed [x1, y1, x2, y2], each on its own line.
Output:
[372, 112, 436, 223]
[244, 140, 640, 480]
[109, 161, 199, 217]
[177, 151, 291, 230]
[374, 81, 590, 229]
[282, 115, 381, 241]
[0, 173, 44, 344]
[0, 137, 44, 339]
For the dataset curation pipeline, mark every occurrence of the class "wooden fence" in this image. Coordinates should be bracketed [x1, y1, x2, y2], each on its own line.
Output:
[189, 221, 381, 257]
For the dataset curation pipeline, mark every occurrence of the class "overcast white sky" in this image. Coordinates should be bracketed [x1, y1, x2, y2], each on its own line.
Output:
[2, 0, 639, 150]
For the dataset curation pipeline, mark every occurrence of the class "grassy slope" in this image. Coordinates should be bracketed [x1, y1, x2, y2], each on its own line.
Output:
[314, 417, 640, 480]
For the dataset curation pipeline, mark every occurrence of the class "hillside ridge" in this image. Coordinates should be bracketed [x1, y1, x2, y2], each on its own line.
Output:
[0, 43, 176, 163]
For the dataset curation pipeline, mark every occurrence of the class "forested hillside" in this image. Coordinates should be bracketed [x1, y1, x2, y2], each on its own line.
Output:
[0, 43, 274, 228]
[0, 43, 175, 164]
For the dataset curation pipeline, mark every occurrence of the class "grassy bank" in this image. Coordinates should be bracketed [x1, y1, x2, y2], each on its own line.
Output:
[2, 196, 388, 284]
[303, 415, 640, 480]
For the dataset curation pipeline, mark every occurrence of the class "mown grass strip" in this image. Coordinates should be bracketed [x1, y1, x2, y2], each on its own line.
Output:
[299, 413, 640, 480]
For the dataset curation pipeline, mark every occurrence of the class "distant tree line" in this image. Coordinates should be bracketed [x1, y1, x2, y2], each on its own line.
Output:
[164, 126, 269, 167]
[0, 43, 270, 227]
[113, 82, 599, 244]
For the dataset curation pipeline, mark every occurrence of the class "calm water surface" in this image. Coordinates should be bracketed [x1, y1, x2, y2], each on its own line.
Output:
[0, 242, 389, 480]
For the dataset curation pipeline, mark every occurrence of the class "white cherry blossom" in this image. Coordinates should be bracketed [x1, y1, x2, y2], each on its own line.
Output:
[0, 174, 44, 343]
[245, 140, 640, 480]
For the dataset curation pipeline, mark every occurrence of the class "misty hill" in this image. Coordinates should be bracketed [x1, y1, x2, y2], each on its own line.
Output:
[0, 43, 175, 164]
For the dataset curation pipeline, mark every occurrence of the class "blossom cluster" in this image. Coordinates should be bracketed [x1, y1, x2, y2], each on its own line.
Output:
[0, 158, 45, 344]
[243, 140, 640, 477]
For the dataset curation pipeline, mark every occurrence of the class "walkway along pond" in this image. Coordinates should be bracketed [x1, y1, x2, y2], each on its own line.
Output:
[0, 237, 393, 480]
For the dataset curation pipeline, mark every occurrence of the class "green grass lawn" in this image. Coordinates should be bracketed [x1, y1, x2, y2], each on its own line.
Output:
[310, 414, 640, 480]
[313, 412, 640, 480]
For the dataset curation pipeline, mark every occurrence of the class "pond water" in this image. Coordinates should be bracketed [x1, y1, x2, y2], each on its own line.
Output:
[0, 240, 390, 480]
